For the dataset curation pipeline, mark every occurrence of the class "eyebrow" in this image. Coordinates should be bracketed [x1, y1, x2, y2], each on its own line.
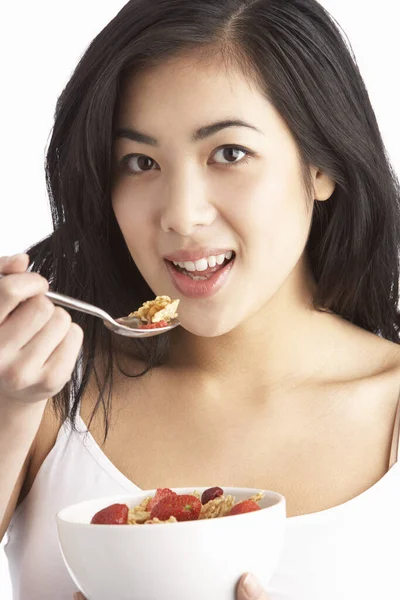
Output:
[113, 119, 263, 146]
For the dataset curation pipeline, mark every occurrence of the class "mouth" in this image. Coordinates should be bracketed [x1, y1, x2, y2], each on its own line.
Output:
[164, 251, 236, 299]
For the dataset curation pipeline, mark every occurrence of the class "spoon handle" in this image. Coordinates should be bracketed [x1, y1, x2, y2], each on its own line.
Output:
[45, 291, 114, 324]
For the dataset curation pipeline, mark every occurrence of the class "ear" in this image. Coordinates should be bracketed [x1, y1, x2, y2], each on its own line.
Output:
[311, 167, 336, 201]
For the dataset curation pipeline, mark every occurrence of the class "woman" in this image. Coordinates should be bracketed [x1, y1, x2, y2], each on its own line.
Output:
[1, 0, 399, 599]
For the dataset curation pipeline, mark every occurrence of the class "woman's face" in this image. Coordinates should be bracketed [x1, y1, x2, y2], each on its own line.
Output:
[112, 54, 334, 337]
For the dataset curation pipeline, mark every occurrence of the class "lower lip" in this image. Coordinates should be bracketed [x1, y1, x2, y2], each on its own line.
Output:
[165, 259, 235, 299]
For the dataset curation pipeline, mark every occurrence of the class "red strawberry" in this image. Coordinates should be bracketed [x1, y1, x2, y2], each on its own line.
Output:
[227, 500, 261, 516]
[150, 494, 202, 522]
[146, 488, 177, 511]
[91, 503, 129, 525]
[201, 486, 224, 505]
[139, 320, 169, 329]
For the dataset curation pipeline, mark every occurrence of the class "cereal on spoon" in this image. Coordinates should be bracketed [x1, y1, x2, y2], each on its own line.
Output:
[130, 296, 180, 330]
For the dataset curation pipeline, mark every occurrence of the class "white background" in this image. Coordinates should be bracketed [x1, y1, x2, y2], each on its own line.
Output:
[1, 1, 399, 598]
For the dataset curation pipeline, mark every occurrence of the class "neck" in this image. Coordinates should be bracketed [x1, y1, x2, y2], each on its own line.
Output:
[168, 261, 334, 391]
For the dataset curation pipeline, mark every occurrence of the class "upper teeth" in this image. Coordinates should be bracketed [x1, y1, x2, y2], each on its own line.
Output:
[172, 251, 234, 272]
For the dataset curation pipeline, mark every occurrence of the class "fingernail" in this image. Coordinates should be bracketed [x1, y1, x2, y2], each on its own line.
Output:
[242, 573, 263, 599]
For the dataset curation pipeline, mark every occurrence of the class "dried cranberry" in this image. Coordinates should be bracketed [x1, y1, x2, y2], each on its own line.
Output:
[201, 486, 224, 505]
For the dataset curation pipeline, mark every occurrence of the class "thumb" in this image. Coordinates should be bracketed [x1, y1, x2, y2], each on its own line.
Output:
[237, 573, 270, 600]
[73, 594, 86, 600]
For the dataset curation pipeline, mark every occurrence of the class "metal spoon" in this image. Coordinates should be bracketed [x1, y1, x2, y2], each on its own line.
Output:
[44, 291, 180, 338]
[0, 273, 179, 337]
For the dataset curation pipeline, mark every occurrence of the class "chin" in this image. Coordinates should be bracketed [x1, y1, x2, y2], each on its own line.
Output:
[178, 315, 240, 338]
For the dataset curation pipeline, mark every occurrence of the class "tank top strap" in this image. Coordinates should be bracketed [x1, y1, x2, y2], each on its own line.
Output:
[388, 386, 400, 469]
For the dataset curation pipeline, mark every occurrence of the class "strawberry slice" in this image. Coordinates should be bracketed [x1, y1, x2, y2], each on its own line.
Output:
[91, 503, 129, 525]
[227, 499, 261, 516]
[150, 494, 202, 522]
[146, 488, 177, 512]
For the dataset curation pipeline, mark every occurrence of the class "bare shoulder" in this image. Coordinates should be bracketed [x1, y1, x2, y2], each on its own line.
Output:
[380, 340, 400, 402]
[324, 313, 400, 379]
[358, 327, 400, 379]
[315, 315, 400, 428]
[334, 320, 400, 420]
[383, 339, 400, 374]
[374, 337, 400, 403]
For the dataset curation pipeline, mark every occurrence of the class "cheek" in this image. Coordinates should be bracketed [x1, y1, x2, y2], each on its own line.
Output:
[112, 183, 154, 260]
[224, 167, 312, 266]
[228, 165, 309, 222]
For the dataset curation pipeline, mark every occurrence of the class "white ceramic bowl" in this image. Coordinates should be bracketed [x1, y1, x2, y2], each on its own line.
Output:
[56, 486, 286, 600]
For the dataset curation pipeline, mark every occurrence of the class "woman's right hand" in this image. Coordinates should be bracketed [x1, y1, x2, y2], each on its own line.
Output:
[0, 253, 84, 407]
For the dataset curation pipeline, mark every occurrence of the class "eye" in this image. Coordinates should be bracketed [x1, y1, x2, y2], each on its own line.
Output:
[120, 154, 159, 175]
[211, 146, 251, 167]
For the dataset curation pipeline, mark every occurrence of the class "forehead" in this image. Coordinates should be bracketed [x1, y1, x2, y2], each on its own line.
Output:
[116, 54, 272, 126]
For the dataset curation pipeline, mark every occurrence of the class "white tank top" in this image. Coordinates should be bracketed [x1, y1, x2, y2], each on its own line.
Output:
[4, 393, 400, 600]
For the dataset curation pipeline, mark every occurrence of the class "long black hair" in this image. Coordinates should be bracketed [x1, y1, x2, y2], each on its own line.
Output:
[27, 0, 400, 442]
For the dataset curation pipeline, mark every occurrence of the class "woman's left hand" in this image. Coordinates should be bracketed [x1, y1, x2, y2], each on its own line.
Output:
[73, 573, 270, 600]
[237, 573, 271, 599]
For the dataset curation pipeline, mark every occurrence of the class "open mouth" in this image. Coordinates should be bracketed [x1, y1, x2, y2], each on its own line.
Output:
[167, 251, 236, 280]
[164, 251, 236, 299]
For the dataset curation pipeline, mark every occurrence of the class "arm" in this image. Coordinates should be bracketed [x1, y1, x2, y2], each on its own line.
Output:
[0, 399, 46, 540]
[0, 253, 83, 539]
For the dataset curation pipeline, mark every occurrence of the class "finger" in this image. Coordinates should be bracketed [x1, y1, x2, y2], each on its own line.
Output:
[1, 307, 75, 390]
[37, 322, 84, 392]
[1, 321, 83, 399]
[73, 593, 86, 600]
[0, 253, 30, 274]
[13, 305, 70, 365]
[0, 293, 55, 353]
[0, 272, 49, 324]
[237, 573, 270, 600]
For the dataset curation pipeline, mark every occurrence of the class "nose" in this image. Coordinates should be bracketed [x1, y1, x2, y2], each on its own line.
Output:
[160, 167, 217, 236]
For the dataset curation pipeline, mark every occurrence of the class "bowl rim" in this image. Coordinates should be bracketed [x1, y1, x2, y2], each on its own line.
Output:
[56, 487, 286, 529]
